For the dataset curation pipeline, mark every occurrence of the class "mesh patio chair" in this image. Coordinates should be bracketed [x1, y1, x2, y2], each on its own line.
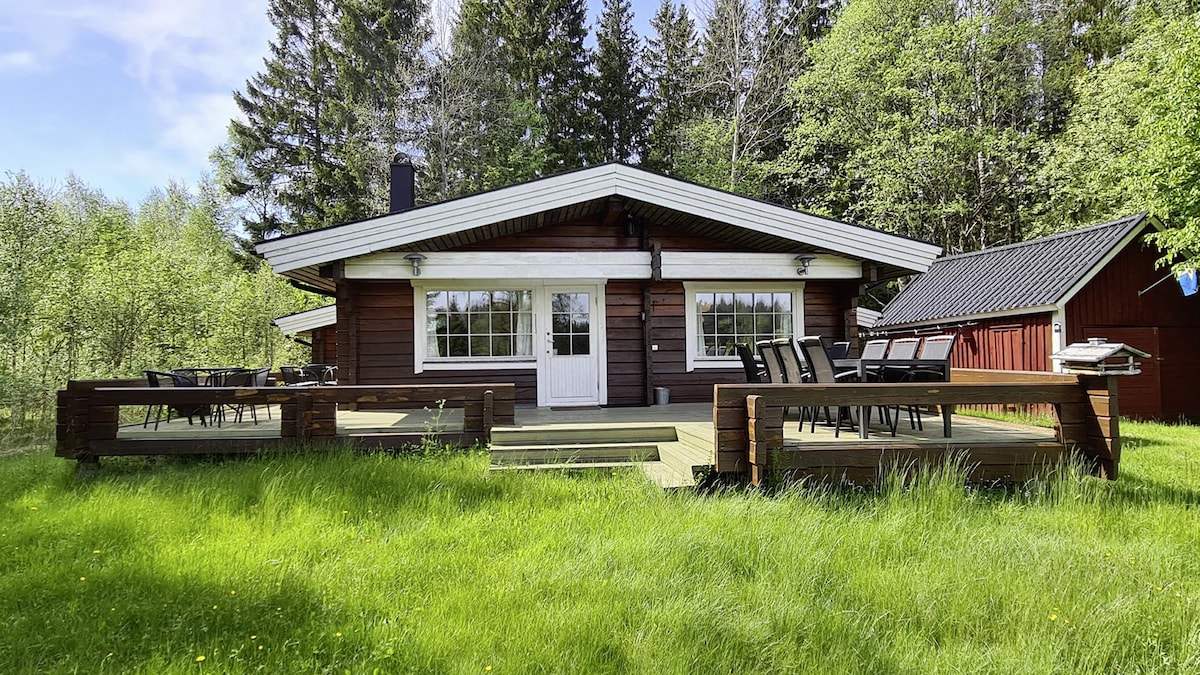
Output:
[829, 341, 851, 360]
[280, 366, 319, 386]
[794, 336, 860, 436]
[735, 343, 765, 383]
[755, 339, 786, 384]
[143, 370, 207, 429]
[880, 337, 924, 434]
[212, 368, 258, 426]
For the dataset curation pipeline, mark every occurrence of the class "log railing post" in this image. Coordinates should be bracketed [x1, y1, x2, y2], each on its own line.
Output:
[747, 395, 784, 487]
[482, 389, 494, 441]
[1079, 375, 1120, 479]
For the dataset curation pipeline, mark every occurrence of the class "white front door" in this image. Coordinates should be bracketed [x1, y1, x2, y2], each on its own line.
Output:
[538, 286, 602, 407]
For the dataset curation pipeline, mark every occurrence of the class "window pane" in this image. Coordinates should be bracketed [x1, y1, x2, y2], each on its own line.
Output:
[425, 289, 534, 361]
[552, 313, 570, 333]
[571, 335, 589, 355]
[571, 313, 589, 333]
[695, 288, 796, 359]
[553, 335, 571, 355]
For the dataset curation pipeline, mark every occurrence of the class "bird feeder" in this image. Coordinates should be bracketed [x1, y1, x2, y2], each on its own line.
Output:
[1050, 337, 1150, 376]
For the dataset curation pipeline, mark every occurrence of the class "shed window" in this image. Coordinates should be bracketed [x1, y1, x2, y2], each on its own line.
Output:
[425, 290, 534, 359]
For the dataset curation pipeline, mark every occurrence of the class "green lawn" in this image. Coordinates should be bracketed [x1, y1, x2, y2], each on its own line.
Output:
[2, 422, 1199, 673]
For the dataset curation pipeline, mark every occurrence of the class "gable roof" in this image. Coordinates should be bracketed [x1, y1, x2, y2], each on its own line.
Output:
[274, 305, 336, 335]
[256, 163, 941, 292]
[875, 213, 1153, 329]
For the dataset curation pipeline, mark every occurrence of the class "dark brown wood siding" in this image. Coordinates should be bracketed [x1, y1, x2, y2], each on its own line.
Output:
[311, 326, 337, 365]
[605, 280, 647, 406]
[1066, 234, 1200, 419]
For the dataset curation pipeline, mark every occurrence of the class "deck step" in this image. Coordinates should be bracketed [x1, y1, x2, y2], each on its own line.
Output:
[490, 460, 641, 472]
[489, 442, 660, 465]
[490, 425, 678, 446]
[656, 441, 709, 480]
[640, 460, 696, 489]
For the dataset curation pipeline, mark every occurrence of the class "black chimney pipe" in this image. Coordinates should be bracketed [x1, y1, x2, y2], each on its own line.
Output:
[389, 155, 414, 213]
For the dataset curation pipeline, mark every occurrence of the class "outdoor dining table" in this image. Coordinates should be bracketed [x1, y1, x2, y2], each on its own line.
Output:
[832, 358, 952, 439]
[171, 367, 244, 386]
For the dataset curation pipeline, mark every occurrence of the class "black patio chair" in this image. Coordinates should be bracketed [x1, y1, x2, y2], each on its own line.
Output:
[735, 343, 764, 383]
[755, 339, 786, 384]
[143, 370, 208, 429]
[881, 337, 924, 434]
[829, 341, 851, 360]
[211, 368, 259, 426]
[794, 336, 860, 436]
[280, 366, 319, 386]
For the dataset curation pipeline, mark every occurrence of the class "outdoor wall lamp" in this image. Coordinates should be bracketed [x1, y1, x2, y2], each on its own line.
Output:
[404, 252, 427, 276]
[793, 253, 817, 276]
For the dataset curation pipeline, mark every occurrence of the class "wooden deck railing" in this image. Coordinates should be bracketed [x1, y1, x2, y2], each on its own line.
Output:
[713, 369, 1120, 485]
[56, 381, 516, 461]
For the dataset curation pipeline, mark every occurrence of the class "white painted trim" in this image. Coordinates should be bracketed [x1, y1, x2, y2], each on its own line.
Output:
[660, 252, 861, 280]
[346, 251, 651, 280]
[682, 282, 806, 373]
[1050, 305, 1067, 372]
[536, 283, 608, 407]
[411, 281, 541, 375]
[256, 164, 941, 275]
[875, 304, 1059, 332]
[273, 305, 336, 334]
[422, 361, 535, 372]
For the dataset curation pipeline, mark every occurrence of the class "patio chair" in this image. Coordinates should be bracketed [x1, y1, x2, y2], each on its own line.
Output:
[280, 366, 319, 386]
[755, 339, 786, 384]
[143, 370, 207, 429]
[212, 368, 261, 426]
[859, 338, 890, 380]
[251, 367, 273, 420]
[881, 337, 925, 434]
[735, 343, 764, 383]
[309, 364, 338, 385]
[794, 336, 860, 436]
[829, 341, 851, 360]
[909, 334, 956, 382]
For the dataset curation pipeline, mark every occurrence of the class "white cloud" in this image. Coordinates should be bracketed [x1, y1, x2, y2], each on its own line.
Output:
[0, 50, 37, 70]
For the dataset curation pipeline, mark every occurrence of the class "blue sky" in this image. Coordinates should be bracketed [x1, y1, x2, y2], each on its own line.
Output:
[0, 0, 687, 207]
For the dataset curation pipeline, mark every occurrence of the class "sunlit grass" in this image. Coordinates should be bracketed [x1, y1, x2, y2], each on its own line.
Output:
[1, 422, 1199, 672]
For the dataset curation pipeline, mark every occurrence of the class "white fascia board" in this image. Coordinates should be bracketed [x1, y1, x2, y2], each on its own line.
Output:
[345, 251, 651, 280]
[256, 164, 942, 275]
[874, 304, 1058, 332]
[257, 169, 622, 273]
[660, 252, 861, 280]
[273, 305, 336, 334]
[608, 166, 942, 272]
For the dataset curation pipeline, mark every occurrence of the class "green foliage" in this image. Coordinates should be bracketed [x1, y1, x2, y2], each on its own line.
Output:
[1041, 13, 1200, 271]
[776, 0, 1055, 252]
[592, 0, 649, 163]
[2, 421, 1200, 671]
[643, 0, 700, 173]
[0, 175, 314, 430]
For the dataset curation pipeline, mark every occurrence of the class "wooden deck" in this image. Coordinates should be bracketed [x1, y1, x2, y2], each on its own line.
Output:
[60, 369, 1120, 487]
[116, 402, 1060, 488]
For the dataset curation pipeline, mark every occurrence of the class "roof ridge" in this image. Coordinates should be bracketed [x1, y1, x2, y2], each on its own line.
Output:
[931, 213, 1146, 265]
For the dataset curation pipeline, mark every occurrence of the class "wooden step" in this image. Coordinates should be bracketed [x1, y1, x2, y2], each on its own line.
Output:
[490, 425, 678, 446]
[640, 460, 696, 489]
[490, 460, 641, 472]
[490, 442, 660, 465]
[656, 441, 710, 480]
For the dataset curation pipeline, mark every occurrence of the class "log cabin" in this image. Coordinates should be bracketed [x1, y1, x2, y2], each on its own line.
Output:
[258, 162, 941, 407]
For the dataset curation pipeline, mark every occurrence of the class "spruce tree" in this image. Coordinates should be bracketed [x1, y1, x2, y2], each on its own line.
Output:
[539, 0, 597, 170]
[644, 0, 699, 173]
[593, 0, 648, 164]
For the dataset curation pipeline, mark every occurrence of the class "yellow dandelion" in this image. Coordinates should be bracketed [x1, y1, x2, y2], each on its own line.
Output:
[1053, 607, 1059, 612]
[1155, 586, 1163, 592]
[93, 550, 101, 555]
[29, 506, 38, 511]
[1105, 551, 1113, 558]
[335, 632, 343, 638]
[196, 655, 206, 662]
[258, 645, 263, 651]
[1064, 619, 1071, 625]
[486, 667, 492, 672]
[230, 590, 236, 596]
[342, 510, 349, 515]
[250, 635, 257, 640]
[212, 605, 219, 610]
[1049, 614, 1058, 621]
[79, 577, 86, 582]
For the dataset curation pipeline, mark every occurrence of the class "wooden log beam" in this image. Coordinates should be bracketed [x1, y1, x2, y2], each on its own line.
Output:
[714, 382, 1085, 408]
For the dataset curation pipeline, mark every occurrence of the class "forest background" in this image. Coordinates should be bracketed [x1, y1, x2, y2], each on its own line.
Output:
[3, 0, 1200, 430]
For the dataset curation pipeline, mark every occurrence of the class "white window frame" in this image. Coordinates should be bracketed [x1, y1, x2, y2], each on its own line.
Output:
[683, 281, 806, 372]
[413, 281, 539, 373]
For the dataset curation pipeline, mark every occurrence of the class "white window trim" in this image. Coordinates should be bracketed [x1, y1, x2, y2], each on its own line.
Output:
[683, 281, 806, 372]
[413, 281, 539, 373]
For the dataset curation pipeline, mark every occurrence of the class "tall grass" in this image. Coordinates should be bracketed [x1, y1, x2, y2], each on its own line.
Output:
[2, 421, 1199, 673]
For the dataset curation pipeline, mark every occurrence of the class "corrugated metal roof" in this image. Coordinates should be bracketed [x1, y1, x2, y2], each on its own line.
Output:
[875, 214, 1148, 328]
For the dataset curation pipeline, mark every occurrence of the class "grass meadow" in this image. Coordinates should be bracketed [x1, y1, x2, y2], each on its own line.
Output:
[2, 421, 1199, 673]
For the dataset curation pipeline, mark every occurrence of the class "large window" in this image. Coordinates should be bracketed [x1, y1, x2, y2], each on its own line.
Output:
[685, 283, 803, 370]
[425, 290, 534, 359]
